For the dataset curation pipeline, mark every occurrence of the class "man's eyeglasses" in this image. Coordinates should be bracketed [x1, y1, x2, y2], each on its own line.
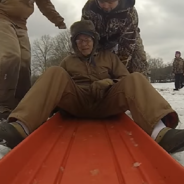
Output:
[76, 38, 93, 45]
[97, 0, 118, 3]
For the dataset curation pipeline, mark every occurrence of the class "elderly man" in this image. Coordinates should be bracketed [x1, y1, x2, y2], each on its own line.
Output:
[0, 0, 66, 119]
[82, 0, 148, 75]
[0, 20, 184, 154]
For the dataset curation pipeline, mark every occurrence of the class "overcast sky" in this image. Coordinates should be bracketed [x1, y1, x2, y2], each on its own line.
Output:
[27, 0, 184, 63]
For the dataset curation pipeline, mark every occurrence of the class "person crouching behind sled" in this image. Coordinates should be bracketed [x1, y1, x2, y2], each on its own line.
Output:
[173, 51, 184, 91]
[0, 20, 184, 154]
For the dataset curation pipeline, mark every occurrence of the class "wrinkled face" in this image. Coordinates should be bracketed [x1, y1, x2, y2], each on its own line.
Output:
[76, 34, 94, 56]
[175, 53, 180, 58]
[97, 0, 119, 12]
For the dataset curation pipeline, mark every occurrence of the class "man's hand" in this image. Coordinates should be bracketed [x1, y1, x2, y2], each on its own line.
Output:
[91, 79, 114, 100]
[57, 22, 66, 29]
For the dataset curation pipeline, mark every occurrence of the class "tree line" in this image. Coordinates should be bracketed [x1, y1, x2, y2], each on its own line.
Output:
[31, 30, 174, 84]
[31, 30, 72, 84]
[147, 54, 174, 83]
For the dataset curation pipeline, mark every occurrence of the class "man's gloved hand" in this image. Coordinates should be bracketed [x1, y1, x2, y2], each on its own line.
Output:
[91, 79, 114, 101]
[57, 21, 66, 29]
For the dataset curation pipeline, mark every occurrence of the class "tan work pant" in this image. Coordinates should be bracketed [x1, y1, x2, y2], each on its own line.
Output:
[0, 19, 31, 111]
[9, 67, 177, 135]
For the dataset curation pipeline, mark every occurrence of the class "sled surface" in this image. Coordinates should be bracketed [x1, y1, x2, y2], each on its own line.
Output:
[0, 113, 184, 184]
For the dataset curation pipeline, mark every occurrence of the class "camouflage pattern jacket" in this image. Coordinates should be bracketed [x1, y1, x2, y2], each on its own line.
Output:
[173, 57, 184, 74]
[82, 0, 148, 76]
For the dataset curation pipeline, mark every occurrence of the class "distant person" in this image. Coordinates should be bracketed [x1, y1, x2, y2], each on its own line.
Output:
[0, 0, 66, 119]
[172, 51, 184, 91]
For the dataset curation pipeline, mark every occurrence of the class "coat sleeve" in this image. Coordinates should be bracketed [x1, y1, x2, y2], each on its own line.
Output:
[117, 7, 138, 57]
[36, 0, 66, 27]
[118, 7, 149, 76]
[81, 0, 93, 20]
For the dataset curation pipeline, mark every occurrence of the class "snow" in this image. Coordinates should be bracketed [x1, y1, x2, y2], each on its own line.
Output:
[0, 145, 11, 159]
[0, 82, 184, 166]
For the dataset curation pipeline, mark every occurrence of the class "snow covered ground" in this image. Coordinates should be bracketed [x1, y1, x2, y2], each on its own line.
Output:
[0, 82, 184, 166]
[152, 82, 184, 166]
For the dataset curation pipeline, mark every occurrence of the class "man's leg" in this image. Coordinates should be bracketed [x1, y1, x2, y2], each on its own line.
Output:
[0, 67, 89, 148]
[174, 74, 179, 90]
[15, 27, 31, 100]
[0, 19, 21, 119]
[97, 72, 177, 134]
[181, 74, 184, 88]
[179, 73, 183, 89]
[96, 73, 182, 153]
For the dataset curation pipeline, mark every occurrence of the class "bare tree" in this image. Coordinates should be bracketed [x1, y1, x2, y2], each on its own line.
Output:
[147, 56, 164, 69]
[31, 35, 54, 75]
[146, 53, 174, 83]
[49, 30, 73, 66]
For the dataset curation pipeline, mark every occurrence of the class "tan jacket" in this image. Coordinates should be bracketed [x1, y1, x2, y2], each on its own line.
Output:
[60, 51, 130, 100]
[0, 0, 64, 29]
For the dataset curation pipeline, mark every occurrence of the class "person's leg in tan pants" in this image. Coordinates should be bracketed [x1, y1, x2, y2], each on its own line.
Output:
[94, 73, 180, 153]
[95, 72, 178, 135]
[9, 66, 91, 133]
[14, 26, 31, 102]
[0, 19, 31, 119]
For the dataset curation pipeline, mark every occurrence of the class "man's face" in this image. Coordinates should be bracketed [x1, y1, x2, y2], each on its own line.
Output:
[97, 0, 119, 12]
[76, 34, 94, 56]
[176, 53, 180, 58]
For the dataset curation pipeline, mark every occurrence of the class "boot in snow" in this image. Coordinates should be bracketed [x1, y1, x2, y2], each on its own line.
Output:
[156, 127, 184, 153]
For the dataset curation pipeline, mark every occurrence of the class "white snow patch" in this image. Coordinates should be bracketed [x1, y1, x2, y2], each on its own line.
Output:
[0, 145, 11, 159]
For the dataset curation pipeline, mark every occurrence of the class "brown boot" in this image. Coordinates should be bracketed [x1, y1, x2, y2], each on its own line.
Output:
[156, 127, 184, 153]
[0, 120, 27, 149]
[0, 106, 11, 119]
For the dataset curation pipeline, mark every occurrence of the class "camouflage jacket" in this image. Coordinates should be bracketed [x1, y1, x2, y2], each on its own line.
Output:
[173, 57, 184, 74]
[82, 0, 148, 76]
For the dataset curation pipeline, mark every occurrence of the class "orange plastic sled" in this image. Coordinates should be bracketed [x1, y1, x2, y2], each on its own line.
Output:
[0, 113, 184, 184]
